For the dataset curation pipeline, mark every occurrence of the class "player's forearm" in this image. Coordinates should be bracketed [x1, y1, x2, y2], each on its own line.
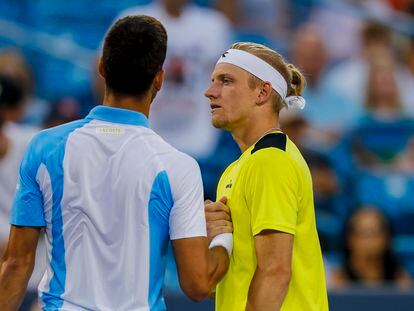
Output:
[174, 237, 230, 302]
[208, 246, 229, 288]
[246, 267, 291, 311]
[0, 257, 34, 310]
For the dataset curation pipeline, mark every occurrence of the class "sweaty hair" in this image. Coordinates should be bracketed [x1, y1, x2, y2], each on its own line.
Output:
[231, 42, 306, 113]
[102, 15, 167, 97]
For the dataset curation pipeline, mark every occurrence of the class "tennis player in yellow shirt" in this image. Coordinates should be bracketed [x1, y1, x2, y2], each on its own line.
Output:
[204, 42, 329, 310]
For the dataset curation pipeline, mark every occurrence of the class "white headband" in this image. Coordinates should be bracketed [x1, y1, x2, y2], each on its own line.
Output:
[216, 49, 305, 110]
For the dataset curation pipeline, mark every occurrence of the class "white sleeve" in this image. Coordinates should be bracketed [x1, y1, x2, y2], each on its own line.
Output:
[168, 155, 207, 240]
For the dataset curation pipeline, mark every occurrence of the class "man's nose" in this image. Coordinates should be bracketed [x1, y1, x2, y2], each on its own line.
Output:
[205, 83, 218, 99]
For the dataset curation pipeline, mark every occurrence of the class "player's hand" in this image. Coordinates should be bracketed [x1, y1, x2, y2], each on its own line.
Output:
[205, 196, 232, 243]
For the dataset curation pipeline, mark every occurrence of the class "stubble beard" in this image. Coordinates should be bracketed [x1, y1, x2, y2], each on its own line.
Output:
[211, 115, 228, 130]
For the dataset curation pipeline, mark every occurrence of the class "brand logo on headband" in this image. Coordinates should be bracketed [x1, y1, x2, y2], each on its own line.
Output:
[222, 52, 229, 58]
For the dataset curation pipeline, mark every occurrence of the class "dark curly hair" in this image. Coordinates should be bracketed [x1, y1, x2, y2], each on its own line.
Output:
[102, 15, 167, 97]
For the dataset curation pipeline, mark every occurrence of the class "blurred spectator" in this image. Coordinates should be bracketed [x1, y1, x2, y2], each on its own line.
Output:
[364, 54, 403, 120]
[76, 58, 104, 118]
[388, 0, 414, 14]
[281, 113, 348, 251]
[349, 55, 414, 170]
[303, 149, 347, 251]
[0, 75, 45, 311]
[0, 48, 49, 126]
[400, 36, 414, 117]
[0, 75, 34, 250]
[353, 0, 394, 18]
[405, 0, 414, 14]
[406, 38, 414, 75]
[308, 1, 393, 62]
[324, 21, 414, 116]
[279, 110, 308, 146]
[114, 0, 232, 160]
[396, 137, 414, 172]
[332, 207, 412, 288]
[215, 0, 290, 49]
[288, 24, 362, 150]
[44, 96, 81, 129]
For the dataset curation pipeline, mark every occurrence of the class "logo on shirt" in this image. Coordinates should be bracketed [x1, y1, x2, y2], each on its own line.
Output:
[225, 180, 232, 189]
[96, 127, 125, 135]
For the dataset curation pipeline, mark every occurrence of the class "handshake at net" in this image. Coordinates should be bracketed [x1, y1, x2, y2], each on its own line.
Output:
[205, 196, 233, 256]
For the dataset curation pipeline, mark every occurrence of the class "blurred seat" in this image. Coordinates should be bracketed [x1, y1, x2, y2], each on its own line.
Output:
[394, 235, 414, 277]
[351, 116, 414, 162]
[354, 170, 414, 235]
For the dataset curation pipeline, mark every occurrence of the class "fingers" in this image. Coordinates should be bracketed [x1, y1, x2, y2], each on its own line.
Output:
[206, 210, 231, 221]
[207, 219, 232, 229]
[205, 200, 231, 215]
[218, 196, 227, 204]
[205, 197, 232, 239]
[207, 220, 233, 239]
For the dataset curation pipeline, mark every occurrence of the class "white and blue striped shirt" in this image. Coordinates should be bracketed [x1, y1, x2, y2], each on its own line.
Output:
[11, 105, 207, 311]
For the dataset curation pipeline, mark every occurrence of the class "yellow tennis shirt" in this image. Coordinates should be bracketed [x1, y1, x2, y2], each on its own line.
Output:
[215, 132, 328, 311]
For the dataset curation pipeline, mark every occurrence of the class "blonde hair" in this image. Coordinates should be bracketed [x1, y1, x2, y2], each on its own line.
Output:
[231, 42, 306, 112]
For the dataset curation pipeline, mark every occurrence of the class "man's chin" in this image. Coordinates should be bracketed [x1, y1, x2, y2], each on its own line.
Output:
[211, 119, 227, 130]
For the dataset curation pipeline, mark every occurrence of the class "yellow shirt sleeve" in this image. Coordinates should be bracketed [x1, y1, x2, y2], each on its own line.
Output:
[243, 148, 300, 236]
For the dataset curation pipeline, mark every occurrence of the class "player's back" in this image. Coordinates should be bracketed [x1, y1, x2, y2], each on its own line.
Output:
[22, 106, 202, 310]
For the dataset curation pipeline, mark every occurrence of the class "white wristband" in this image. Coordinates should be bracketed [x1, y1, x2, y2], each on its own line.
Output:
[209, 233, 233, 257]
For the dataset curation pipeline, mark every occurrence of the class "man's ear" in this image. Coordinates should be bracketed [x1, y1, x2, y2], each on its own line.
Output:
[98, 57, 105, 78]
[154, 69, 164, 91]
[150, 69, 165, 102]
[256, 82, 273, 106]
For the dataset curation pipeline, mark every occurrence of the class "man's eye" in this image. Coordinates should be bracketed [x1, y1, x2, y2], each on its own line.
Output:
[223, 79, 231, 84]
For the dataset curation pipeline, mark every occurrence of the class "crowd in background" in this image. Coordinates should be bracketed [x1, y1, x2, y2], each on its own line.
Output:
[1, 0, 414, 308]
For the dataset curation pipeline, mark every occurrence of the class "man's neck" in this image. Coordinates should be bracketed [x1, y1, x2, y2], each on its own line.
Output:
[103, 92, 151, 118]
[231, 116, 281, 153]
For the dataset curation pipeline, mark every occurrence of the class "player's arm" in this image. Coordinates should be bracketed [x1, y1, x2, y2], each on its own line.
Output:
[168, 156, 232, 301]
[246, 230, 293, 311]
[172, 234, 230, 301]
[243, 149, 299, 310]
[0, 225, 41, 310]
[173, 196, 232, 301]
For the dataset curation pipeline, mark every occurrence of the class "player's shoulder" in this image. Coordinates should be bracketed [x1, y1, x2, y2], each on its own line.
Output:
[160, 148, 201, 187]
[31, 119, 87, 150]
[245, 132, 298, 171]
[251, 132, 288, 155]
[17, 119, 89, 167]
[149, 133, 200, 171]
[248, 132, 291, 164]
[166, 149, 200, 173]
